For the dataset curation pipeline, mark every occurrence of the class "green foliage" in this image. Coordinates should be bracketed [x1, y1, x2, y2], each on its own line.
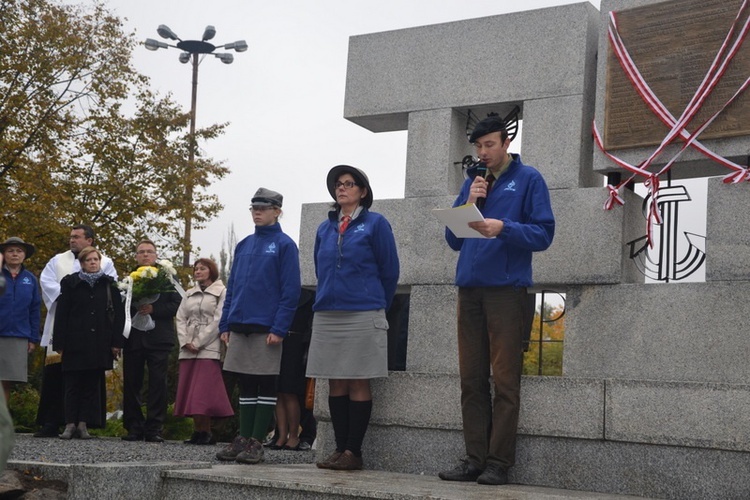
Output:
[90, 416, 125, 437]
[9, 385, 40, 432]
[522, 304, 565, 376]
[0, 0, 229, 276]
[162, 404, 193, 441]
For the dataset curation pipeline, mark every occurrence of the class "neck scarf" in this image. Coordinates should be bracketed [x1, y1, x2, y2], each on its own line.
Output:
[79, 270, 105, 288]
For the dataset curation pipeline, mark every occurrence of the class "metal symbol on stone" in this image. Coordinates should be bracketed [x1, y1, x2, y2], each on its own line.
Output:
[627, 183, 705, 282]
[465, 106, 521, 142]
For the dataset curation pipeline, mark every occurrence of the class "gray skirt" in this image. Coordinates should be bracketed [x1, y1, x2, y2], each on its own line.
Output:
[0, 337, 29, 382]
[306, 309, 389, 380]
[223, 331, 282, 376]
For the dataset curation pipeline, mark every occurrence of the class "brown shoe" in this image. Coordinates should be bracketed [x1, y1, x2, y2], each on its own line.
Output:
[236, 437, 264, 464]
[216, 436, 248, 461]
[329, 450, 363, 471]
[315, 450, 342, 469]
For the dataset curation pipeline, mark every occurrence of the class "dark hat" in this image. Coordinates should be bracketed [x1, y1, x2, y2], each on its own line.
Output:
[326, 165, 373, 208]
[0, 236, 35, 259]
[469, 115, 508, 143]
[251, 187, 283, 208]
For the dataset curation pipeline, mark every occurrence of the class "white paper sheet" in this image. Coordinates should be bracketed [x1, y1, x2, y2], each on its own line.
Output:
[432, 203, 491, 238]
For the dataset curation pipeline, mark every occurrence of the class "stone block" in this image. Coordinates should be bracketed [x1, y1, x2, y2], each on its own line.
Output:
[344, 3, 599, 132]
[706, 177, 750, 281]
[564, 282, 750, 384]
[606, 379, 750, 452]
[404, 285, 458, 374]
[67, 462, 209, 500]
[519, 377, 604, 440]
[313, 372, 462, 429]
[534, 187, 645, 286]
[404, 109, 471, 198]
[522, 95, 598, 190]
[314, 373, 604, 441]
[515, 435, 750, 500]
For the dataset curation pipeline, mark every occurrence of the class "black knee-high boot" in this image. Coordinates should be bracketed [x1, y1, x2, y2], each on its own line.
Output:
[328, 395, 350, 452]
[346, 399, 372, 457]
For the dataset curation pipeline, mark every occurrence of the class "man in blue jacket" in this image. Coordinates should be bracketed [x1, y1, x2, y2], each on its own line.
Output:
[439, 115, 555, 486]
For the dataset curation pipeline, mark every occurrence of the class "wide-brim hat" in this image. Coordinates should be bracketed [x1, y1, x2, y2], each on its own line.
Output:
[0, 236, 35, 259]
[326, 165, 373, 208]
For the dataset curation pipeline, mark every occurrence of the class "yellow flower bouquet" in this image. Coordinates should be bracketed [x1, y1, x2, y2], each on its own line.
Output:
[119, 260, 177, 332]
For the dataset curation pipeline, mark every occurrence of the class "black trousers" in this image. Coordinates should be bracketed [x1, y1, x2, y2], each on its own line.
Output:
[36, 363, 65, 428]
[63, 369, 105, 427]
[122, 347, 169, 435]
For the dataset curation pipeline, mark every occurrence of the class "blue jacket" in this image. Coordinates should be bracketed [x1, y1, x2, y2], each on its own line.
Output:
[219, 223, 301, 337]
[0, 266, 41, 343]
[314, 208, 399, 312]
[446, 154, 555, 287]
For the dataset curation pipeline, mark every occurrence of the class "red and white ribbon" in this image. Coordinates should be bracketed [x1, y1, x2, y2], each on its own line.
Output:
[594, 1, 750, 246]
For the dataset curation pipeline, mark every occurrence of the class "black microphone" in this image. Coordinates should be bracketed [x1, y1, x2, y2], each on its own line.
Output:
[474, 161, 487, 209]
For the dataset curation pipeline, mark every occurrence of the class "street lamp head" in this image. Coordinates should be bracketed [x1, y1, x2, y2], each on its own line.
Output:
[179, 52, 191, 64]
[216, 53, 234, 64]
[202, 25, 216, 41]
[157, 24, 180, 41]
[145, 38, 168, 51]
[225, 40, 248, 52]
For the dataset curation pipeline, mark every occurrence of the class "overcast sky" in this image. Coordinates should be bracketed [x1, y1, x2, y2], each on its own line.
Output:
[105, 1, 603, 258]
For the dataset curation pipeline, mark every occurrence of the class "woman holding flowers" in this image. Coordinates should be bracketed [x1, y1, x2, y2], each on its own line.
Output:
[121, 239, 181, 443]
[216, 188, 301, 464]
[174, 258, 233, 445]
[53, 247, 125, 439]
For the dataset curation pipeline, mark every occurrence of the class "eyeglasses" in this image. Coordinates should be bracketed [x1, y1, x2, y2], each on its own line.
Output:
[136, 249, 156, 255]
[335, 181, 358, 189]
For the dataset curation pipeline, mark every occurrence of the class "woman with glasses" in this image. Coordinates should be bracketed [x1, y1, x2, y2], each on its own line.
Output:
[174, 257, 233, 445]
[0, 237, 41, 407]
[216, 188, 301, 465]
[307, 165, 399, 471]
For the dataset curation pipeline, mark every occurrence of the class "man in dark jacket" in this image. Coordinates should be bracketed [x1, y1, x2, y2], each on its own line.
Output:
[121, 239, 181, 442]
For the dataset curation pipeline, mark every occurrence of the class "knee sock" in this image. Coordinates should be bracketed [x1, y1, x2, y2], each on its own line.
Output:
[328, 395, 350, 452]
[239, 398, 257, 438]
[251, 396, 277, 441]
[346, 399, 372, 457]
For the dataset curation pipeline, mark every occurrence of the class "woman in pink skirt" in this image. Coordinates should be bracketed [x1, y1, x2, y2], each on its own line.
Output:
[174, 258, 233, 444]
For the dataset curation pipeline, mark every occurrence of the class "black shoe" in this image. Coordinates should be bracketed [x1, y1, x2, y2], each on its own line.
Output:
[477, 462, 508, 485]
[438, 458, 483, 482]
[145, 434, 165, 443]
[121, 432, 144, 441]
[184, 432, 200, 444]
[194, 432, 215, 445]
[33, 424, 60, 438]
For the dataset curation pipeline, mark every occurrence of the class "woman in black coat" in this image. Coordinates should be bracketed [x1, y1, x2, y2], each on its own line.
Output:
[53, 246, 125, 439]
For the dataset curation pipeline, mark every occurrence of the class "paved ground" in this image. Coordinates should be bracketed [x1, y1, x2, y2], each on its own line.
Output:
[9, 432, 315, 466]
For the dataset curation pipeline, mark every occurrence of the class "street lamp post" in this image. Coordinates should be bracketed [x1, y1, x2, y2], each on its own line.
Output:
[145, 26, 247, 268]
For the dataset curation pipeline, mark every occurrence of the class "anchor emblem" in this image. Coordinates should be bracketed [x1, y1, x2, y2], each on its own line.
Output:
[627, 184, 705, 282]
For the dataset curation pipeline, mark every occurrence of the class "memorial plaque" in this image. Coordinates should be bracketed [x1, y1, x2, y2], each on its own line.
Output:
[604, 0, 750, 150]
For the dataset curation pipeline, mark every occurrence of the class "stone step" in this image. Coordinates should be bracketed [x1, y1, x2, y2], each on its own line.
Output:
[161, 463, 650, 500]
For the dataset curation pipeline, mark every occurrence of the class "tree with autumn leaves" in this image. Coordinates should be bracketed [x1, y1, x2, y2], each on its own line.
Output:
[0, 0, 229, 275]
[523, 302, 565, 376]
